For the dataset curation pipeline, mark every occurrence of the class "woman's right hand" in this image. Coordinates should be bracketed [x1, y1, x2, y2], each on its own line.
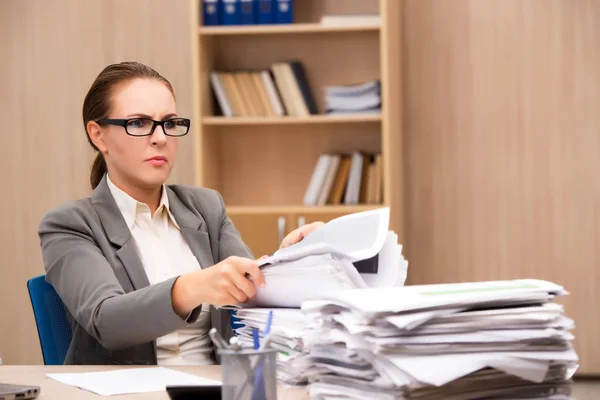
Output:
[199, 256, 265, 306]
[172, 256, 265, 317]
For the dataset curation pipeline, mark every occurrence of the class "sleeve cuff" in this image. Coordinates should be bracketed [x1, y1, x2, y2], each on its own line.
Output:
[184, 306, 203, 323]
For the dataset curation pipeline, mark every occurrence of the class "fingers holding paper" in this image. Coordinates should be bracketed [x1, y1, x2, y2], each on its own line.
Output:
[172, 256, 266, 315]
[279, 221, 324, 249]
[201, 256, 265, 306]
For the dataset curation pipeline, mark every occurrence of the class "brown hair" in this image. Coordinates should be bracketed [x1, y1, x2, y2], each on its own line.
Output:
[82, 61, 175, 189]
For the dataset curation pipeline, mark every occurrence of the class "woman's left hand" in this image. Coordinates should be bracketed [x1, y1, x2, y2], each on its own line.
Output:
[279, 221, 324, 249]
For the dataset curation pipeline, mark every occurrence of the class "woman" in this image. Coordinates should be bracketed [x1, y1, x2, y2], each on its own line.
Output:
[38, 61, 322, 365]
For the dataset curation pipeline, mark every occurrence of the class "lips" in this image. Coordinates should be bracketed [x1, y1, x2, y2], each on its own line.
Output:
[146, 156, 167, 166]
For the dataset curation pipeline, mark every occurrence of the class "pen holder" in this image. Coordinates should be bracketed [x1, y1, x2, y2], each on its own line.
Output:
[218, 348, 278, 400]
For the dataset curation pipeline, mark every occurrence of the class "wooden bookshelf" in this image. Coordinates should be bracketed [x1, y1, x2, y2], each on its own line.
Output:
[191, 0, 403, 257]
[201, 114, 382, 126]
[199, 22, 380, 36]
[227, 204, 383, 215]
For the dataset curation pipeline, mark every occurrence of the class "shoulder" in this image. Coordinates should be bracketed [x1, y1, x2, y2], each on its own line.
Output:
[38, 198, 96, 234]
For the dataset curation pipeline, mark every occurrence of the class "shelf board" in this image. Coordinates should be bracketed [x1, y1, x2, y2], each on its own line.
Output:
[226, 204, 385, 215]
[199, 23, 380, 36]
[201, 114, 382, 126]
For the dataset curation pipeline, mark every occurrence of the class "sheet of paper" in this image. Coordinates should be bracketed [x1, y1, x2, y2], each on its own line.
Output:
[360, 234, 408, 288]
[385, 308, 465, 331]
[365, 328, 572, 345]
[46, 367, 221, 396]
[302, 279, 565, 316]
[259, 207, 390, 265]
[244, 250, 407, 308]
[245, 257, 357, 308]
[385, 353, 552, 386]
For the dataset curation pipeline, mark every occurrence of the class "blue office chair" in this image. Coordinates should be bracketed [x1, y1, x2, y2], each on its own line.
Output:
[27, 275, 72, 365]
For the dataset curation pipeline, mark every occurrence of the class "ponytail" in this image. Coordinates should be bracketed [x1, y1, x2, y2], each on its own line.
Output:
[90, 153, 107, 189]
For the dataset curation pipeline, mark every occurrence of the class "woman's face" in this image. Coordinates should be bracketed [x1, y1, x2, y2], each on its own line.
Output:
[90, 78, 179, 190]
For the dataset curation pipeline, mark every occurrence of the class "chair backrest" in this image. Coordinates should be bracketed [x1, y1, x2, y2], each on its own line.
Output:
[27, 275, 72, 365]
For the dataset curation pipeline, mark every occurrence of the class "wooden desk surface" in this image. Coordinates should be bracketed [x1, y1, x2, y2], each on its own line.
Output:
[1, 366, 599, 399]
[0, 365, 308, 400]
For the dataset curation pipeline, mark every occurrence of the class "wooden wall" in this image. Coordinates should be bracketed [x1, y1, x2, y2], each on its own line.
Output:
[1, 0, 598, 375]
[0, 0, 195, 364]
[403, 0, 600, 374]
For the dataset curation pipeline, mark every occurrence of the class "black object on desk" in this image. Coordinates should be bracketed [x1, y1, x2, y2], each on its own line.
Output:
[353, 253, 379, 274]
[166, 385, 221, 400]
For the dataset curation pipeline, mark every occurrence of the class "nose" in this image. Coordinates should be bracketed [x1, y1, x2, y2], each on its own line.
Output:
[150, 123, 168, 146]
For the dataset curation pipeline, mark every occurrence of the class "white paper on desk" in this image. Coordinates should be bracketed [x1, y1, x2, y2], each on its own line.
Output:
[46, 367, 221, 396]
[258, 207, 390, 265]
[359, 234, 408, 288]
[366, 328, 573, 345]
[237, 207, 411, 308]
[242, 235, 407, 308]
[382, 348, 578, 387]
[247, 255, 358, 308]
[385, 353, 551, 386]
[302, 279, 566, 316]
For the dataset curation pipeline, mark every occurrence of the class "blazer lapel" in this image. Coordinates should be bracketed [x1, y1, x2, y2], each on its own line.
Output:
[166, 187, 227, 350]
[166, 187, 216, 268]
[91, 175, 150, 290]
[115, 240, 151, 290]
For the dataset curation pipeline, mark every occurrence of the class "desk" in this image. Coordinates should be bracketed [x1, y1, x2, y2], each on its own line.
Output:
[0, 366, 308, 400]
[2, 366, 599, 399]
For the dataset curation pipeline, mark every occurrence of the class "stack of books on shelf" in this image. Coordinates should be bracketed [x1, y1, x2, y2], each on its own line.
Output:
[303, 152, 382, 206]
[325, 80, 381, 115]
[210, 60, 317, 117]
[202, 0, 294, 26]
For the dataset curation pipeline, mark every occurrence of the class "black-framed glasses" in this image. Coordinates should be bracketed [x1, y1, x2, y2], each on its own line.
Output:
[97, 118, 191, 137]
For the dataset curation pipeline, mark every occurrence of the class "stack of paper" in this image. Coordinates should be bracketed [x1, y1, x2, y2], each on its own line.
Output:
[231, 207, 408, 385]
[298, 280, 579, 400]
[324, 80, 381, 115]
[233, 308, 314, 385]
[247, 207, 408, 308]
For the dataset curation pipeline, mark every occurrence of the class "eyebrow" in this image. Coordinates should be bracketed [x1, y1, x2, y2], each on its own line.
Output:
[125, 113, 178, 119]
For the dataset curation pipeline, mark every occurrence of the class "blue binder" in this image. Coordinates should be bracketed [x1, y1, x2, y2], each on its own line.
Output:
[202, 0, 220, 26]
[239, 0, 256, 25]
[275, 0, 293, 24]
[257, 0, 275, 24]
[222, 0, 240, 25]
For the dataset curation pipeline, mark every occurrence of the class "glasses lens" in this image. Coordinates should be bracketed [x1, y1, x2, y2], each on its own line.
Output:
[164, 118, 190, 136]
[126, 118, 154, 136]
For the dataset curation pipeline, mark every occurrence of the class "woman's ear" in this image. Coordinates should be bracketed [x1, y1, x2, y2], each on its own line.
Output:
[87, 121, 108, 154]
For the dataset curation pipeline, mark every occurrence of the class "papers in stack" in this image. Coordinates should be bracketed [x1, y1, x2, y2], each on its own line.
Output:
[231, 207, 408, 385]
[298, 280, 579, 400]
[247, 207, 408, 308]
[233, 308, 314, 386]
[325, 80, 381, 115]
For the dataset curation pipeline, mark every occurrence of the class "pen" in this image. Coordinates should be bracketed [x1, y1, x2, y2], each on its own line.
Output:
[252, 327, 260, 350]
[208, 328, 229, 350]
[251, 310, 273, 400]
[265, 310, 273, 335]
[234, 333, 274, 400]
[229, 336, 242, 351]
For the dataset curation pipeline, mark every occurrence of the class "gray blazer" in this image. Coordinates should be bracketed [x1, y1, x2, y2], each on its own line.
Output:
[38, 174, 253, 365]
